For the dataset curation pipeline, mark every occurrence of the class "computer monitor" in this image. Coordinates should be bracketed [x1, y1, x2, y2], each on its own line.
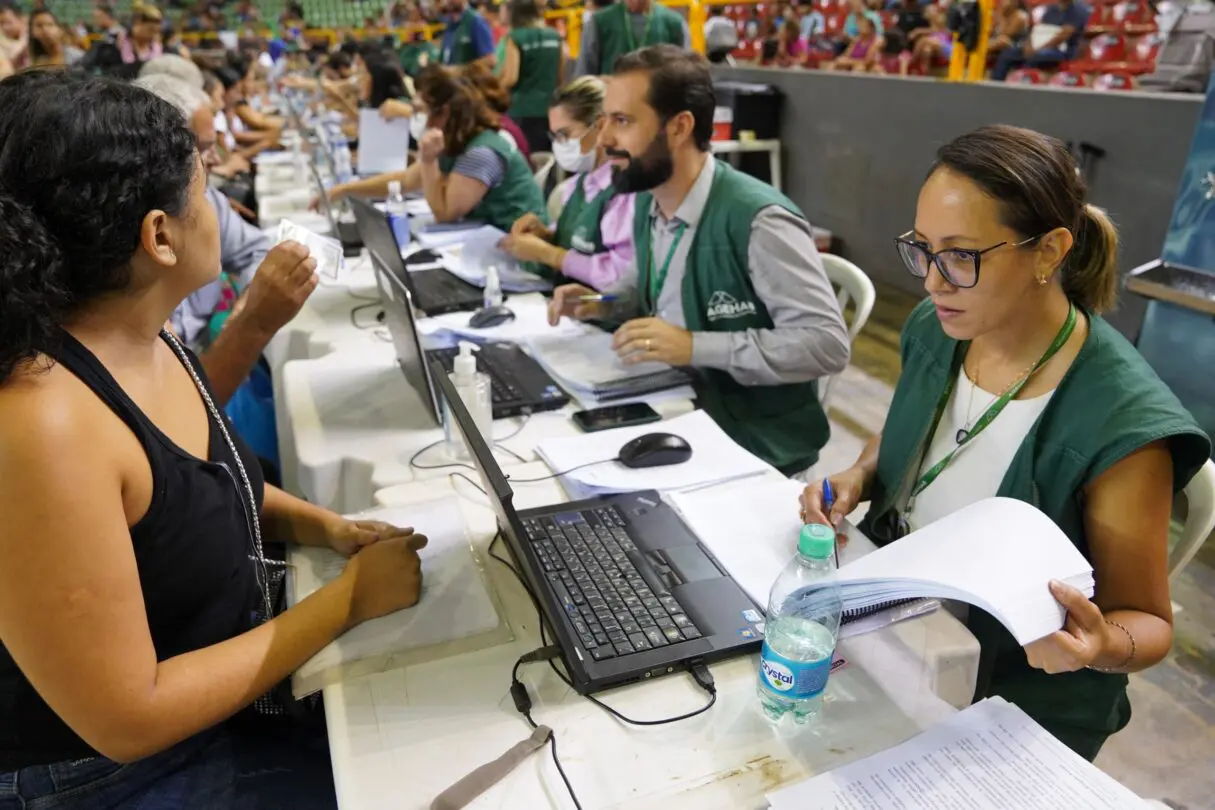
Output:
[368, 251, 445, 426]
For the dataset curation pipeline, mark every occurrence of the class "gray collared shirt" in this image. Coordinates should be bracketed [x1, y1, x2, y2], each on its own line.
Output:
[170, 186, 271, 348]
[608, 157, 851, 387]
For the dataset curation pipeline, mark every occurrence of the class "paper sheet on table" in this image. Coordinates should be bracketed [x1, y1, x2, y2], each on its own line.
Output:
[534, 409, 772, 496]
[766, 697, 1151, 810]
[289, 497, 510, 697]
[526, 327, 677, 390]
[666, 478, 937, 638]
[356, 109, 410, 175]
[418, 294, 584, 344]
[440, 227, 552, 293]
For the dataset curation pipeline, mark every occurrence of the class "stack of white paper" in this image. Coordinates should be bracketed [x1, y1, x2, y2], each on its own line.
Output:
[767, 697, 1150, 809]
[416, 221, 486, 249]
[526, 326, 694, 408]
[417, 294, 585, 345]
[770, 497, 1095, 645]
[438, 226, 552, 294]
[533, 409, 773, 499]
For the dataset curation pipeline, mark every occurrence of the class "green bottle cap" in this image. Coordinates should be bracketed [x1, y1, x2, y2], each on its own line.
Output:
[799, 523, 836, 559]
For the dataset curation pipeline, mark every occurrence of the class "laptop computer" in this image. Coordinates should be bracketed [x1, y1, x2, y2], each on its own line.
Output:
[431, 355, 765, 694]
[308, 160, 363, 255]
[371, 252, 569, 421]
[350, 196, 484, 316]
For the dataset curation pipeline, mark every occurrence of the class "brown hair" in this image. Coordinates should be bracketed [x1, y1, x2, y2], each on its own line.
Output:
[460, 60, 511, 115]
[416, 65, 499, 156]
[932, 124, 1119, 313]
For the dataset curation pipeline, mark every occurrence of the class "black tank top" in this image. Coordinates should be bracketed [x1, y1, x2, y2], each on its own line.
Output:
[0, 331, 264, 771]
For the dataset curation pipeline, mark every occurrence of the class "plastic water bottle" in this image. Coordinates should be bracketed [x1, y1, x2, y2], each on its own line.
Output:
[332, 134, 354, 186]
[385, 180, 411, 248]
[757, 523, 842, 725]
[483, 265, 503, 309]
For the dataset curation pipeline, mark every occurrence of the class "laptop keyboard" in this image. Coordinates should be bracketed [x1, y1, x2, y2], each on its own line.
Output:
[414, 269, 480, 309]
[430, 347, 523, 403]
[520, 506, 703, 661]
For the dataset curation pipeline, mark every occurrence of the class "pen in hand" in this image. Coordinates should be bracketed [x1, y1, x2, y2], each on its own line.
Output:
[576, 294, 618, 302]
[822, 478, 840, 569]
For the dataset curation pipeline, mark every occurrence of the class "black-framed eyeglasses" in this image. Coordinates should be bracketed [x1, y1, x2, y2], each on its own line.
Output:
[894, 231, 1043, 289]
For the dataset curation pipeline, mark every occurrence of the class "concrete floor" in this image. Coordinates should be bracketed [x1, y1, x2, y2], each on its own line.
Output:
[819, 282, 1215, 807]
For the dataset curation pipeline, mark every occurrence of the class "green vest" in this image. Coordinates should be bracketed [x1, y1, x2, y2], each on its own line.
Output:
[438, 129, 548, 232]
[526, 170, 616, 285]
[492, 35, 508, 75]
[859, 298, 1210, 760]
[633, 160, 830, 475]
[508, 26, 562, 119]
[441, 9, 480, 65]
[593, 2, 685, 74]
[399, 40, 438, 78]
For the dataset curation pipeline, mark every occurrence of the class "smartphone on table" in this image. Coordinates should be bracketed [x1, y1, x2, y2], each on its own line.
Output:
[571, 403, 662, 433]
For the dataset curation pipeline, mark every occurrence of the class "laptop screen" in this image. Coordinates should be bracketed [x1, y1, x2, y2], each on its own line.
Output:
[350, 197, 409, 285]
[369, 256, 443, 426]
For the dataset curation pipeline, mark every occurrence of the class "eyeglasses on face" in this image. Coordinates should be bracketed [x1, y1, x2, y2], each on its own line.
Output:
[893, 231, 1043, 289]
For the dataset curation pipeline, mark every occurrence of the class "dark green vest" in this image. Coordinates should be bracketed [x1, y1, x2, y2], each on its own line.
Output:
[438, 129, 548, 232]
[633, 160, 831, 475]
[593, 2, 685, 74]
[527, 171, 617, 285]
[399, 39, 438, 78]
[860, 297, 1210, 760]
[441, 9, 480, 65]
[508, 26, 562, 119]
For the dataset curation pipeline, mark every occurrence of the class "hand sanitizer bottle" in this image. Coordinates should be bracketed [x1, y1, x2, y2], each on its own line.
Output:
[444, 342, 492, 460]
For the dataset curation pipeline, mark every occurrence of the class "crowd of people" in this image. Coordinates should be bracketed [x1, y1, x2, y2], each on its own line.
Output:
[0, 1, 1204, 806]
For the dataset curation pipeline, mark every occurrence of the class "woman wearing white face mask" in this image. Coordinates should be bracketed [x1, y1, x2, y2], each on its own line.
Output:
[500, 76, 636, 289]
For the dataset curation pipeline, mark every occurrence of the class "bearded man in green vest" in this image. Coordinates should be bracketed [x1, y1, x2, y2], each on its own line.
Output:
[548, 45, 851, 475]
[574, 0, 690, 77]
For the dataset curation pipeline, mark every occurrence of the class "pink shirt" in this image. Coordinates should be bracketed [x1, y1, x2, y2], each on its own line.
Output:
[120, 38, 163, 64]
[558, 161, 636, 291]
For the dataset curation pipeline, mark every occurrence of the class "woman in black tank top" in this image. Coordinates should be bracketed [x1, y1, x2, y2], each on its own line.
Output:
[0, 72, 427, 809]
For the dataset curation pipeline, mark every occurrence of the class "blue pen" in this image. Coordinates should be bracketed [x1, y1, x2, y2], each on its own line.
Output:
[821, 478, 840, 568]
[577, 294, 618, 303]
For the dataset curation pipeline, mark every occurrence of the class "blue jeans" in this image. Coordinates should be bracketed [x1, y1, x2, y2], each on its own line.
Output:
[992, 47, 1067, 80]
[0, 716, 336, 810]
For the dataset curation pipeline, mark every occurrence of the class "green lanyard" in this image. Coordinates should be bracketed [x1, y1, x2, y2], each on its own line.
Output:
[646, 221, 687, 314]
[623, 3, 655, 53]
[904, 303, 1077, 516]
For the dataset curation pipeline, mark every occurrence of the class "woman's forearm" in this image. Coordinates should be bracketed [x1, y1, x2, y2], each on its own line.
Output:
[104, 575, 356, 763]
[332, 168, 412, 201]
[851, 433, 881, 501]
[420, 161, 451, 221]
[261, 484, 336, 547]
[1093, 609, 1172, 673]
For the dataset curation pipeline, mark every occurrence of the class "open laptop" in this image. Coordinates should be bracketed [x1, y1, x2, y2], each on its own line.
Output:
[432, 356, 764, 694]
[370, 250, 569, 421]
[307, 160, 363, 254]
[350, 196, 484, 315]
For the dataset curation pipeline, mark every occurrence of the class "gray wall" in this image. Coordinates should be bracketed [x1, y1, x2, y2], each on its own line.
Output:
[714, 68, 1202, 338]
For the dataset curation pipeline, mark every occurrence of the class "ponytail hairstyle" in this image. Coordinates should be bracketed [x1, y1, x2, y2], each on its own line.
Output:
[0, 70, 197, 384]
[416, 64, 498, 156]
[931, 124, 1119, 313]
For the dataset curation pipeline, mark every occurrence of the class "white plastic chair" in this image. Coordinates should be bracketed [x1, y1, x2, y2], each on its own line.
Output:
[819, 253, 876, 409]
[1170, 457, 1215, 579]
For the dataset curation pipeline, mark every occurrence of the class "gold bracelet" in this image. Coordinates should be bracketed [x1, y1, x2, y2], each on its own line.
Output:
[1088, 619, 1136, 673]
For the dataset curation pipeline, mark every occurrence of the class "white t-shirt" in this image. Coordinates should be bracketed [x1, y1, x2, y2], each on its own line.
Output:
[906, 367, 1054, 533]
[214, 110, 235, 151]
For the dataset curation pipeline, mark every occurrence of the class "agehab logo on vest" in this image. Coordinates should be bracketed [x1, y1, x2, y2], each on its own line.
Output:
[706, 290, 757, 322]
[571, 229, 595, 254]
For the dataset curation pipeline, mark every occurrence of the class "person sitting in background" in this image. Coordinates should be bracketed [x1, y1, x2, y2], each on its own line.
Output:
[399, 28, 439, 78]
[834, 0, 883, 55]
[214, 64, 281, 155]
[900, 4, 952, 75]
[574, 0, 689, 78]
[988, 0, 1030, 56]
[800, 124, 1209, 761]
[203, 71, 253, 177]
[991, 0, 1089, 80]
[330, 65, 547, 233]
[799, 4, 828, 50]
[884, 0, 925, 54]
[499, 0, 562, 153]
[362, 53, 410, 110]
[121, 4, 164, 63]
[0, 2, 27, 70]
[549, 46, 850, 475]
[139, 52, 203, 88]
[774, 17, 808, 66]
[26, 9, 82, 67]
[92, 3, 126, 44]
[502, 76, 635, 288]
[704, 5, 739, 64]
[0, 71, 426, 807]
[826, 13, 883, 71]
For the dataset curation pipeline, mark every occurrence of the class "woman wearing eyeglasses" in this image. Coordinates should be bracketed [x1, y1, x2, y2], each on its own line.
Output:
[500, 76, 636, 290]
[799, 124, 1209, 761]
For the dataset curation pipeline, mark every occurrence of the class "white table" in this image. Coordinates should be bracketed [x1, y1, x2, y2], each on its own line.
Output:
[711, 139, 782, 193]
[292, 467, 979, 810]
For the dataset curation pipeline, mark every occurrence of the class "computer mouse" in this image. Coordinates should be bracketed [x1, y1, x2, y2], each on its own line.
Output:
[618, 432, 693, 469]
[468, 305, 516, 329]
[405, 248, 441, 265]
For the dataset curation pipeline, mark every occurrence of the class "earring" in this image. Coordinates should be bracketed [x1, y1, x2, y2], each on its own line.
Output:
[1037, 275, 1049, 286]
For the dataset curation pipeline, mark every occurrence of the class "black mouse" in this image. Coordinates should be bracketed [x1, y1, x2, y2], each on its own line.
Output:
[618, 432, 693, 469]
[468, 305, 516, 329]
[405, 248, 441, 265]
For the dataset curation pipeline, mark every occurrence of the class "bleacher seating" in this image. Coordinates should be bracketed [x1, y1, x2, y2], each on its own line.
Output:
[1093, 70, 1136, 89]
[1008, 68, 1047, 84]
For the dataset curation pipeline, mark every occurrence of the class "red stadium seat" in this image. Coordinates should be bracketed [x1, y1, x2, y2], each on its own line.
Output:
[1086, 2, 1118, 34]
[1071, 32, 1126, 70]
[823, 11, 847, 38]
[731, 39, 760, 61]
[881, 10, 899, 30]
[1049, 69, 1090, 86]
[1133, 32, 1164, 64]
[1093, 71, 1136, 90]
[1007, 68, 1046, 84]
[1114, 0, 1156, 34]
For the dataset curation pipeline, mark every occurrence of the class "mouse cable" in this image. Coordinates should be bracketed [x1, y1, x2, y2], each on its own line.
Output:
[506, 457, 619, 483]
[349, 301, 382, 329]
[511, 646, 584, 810]
[489, 533, 718, 728]
[409, 436, 539, 473]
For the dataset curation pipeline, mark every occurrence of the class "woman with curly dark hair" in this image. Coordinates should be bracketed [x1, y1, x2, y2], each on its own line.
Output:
[330, 64, 546, 232]
[0, 70, 428, 808]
